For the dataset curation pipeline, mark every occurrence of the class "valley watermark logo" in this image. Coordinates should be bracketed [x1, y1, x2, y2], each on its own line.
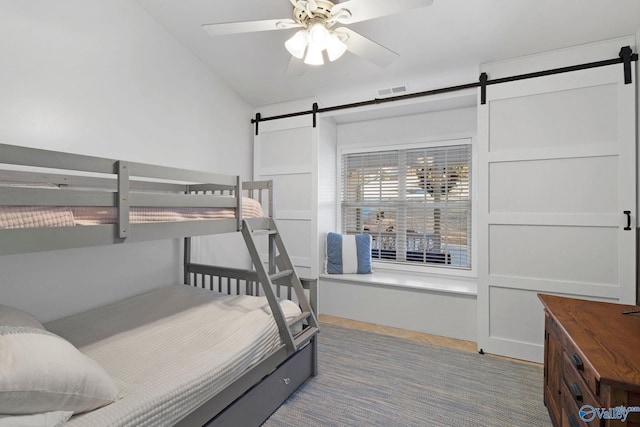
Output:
[579, 405, 640, 423]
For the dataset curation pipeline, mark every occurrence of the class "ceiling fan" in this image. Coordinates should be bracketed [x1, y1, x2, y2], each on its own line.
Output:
[201, 0, 434, 69]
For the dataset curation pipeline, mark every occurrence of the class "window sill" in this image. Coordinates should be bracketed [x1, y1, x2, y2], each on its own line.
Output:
[319, 270, 477, 297]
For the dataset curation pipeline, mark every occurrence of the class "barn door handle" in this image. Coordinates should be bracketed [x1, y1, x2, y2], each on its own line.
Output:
[624, 210, 632, 230]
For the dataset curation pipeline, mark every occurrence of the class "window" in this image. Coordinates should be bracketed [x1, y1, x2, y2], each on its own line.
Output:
[341, 142, 472, 269]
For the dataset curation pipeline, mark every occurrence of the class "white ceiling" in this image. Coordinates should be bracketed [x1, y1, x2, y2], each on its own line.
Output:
[134, 0, 640, 110]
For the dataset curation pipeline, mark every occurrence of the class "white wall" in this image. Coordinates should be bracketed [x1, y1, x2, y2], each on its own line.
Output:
[337, 105, 477, 147]
[0, 0, 253, 321]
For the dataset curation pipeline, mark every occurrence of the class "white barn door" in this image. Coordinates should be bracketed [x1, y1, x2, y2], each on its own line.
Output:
[253, 115, 319, 279]
[478, 63, 637, 362]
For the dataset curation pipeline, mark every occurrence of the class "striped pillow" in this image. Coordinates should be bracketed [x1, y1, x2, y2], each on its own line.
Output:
[326, 232, 372, 274]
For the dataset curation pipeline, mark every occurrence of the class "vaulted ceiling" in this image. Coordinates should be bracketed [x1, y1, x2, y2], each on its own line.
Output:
[135, 0, 640, 108]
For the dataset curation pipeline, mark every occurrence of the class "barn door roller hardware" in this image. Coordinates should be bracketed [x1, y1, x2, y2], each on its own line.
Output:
[251, 46, 638, 134]
[620, 46, 635, 84]
[478, 45, 638, 104]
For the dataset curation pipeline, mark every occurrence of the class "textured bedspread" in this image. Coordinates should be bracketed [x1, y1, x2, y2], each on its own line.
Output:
[0, 197, 263, 228]
[44, 285, 300, 427]
[71, 197, 263, 225]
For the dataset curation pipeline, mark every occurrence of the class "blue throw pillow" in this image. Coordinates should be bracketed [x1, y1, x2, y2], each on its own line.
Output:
[326, 232, 372, 274]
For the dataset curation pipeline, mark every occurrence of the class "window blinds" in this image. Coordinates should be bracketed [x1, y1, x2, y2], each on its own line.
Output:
[341, 144, 472, 269]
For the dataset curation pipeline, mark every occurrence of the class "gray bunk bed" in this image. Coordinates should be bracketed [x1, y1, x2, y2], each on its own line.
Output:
[0, 143, 319, 426]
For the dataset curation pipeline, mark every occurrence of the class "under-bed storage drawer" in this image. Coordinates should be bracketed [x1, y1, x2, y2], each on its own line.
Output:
[207, 342, 314, 426]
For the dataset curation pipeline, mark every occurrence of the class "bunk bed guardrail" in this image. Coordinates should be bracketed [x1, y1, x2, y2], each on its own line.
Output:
[0, 143, 245, 254]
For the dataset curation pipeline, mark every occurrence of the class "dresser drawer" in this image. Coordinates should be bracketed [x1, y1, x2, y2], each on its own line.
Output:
[563, 352, 601, 424]
[561, 381, 602, 427]
[564, 339, 600, 397]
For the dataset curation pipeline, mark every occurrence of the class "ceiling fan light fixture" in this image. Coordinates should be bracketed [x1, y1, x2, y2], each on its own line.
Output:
[285, 30, 308, 59]
[307, 22, 330, 50]
[304, 45, 324, 65]
[326, 33, 347, 61]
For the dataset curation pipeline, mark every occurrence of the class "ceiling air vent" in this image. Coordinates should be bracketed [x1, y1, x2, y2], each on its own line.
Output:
[377, 85, 407, 97]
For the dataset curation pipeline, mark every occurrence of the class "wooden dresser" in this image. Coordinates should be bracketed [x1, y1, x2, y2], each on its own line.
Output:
[539, 294, 640, 427]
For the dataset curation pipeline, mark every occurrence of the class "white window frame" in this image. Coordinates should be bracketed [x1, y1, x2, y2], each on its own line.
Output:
[337, 135, 478, 279]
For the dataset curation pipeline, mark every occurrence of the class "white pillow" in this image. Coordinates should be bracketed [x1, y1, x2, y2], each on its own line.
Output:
[0, 411, 73, 427]
[0, 305, 45, 330]
[0, 325, 118, 415]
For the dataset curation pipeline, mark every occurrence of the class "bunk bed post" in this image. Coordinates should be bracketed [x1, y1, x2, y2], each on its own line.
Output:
[269, 233, 277, 285]
[116, 161, 130, 238]
[266, 180, 277, 295]
[236, 176, 242, 232]
[183, 183, 192, 286]
[301, 277, 319, 376]
[267, 180, 273, 218]
[183, 237, 192, 286]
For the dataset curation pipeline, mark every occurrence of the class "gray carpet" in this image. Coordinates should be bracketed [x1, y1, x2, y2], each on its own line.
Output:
[263, 324, 552, 427]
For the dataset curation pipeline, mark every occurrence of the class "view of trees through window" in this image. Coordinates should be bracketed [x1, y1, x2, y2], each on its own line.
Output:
[341, 144, 472, 269]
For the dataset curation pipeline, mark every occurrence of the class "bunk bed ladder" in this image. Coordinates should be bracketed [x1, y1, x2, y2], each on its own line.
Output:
[241, 218, 319, 353]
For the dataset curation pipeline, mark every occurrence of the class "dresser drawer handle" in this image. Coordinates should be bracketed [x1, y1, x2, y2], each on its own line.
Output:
[569, 382, 583, 403]
[571, 353, 584, 371]
[568, 413, 580, 427]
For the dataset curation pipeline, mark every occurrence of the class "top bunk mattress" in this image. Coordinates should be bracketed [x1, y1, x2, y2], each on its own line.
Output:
[43, 285, 301, 427]
[70, 196, 263, 225]
[0, 197, 263, 229]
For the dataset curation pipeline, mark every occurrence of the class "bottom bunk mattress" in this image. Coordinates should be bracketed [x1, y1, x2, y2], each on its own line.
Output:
[41, 285, 301, 426]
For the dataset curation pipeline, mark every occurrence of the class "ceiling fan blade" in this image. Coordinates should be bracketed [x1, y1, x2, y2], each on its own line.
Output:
[335, 27, 398, 68]
[202, 18, 302, 36]
[332, 0, 433, 24]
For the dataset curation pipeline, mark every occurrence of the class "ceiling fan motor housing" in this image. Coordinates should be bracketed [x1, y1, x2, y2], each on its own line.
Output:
[293, 0, 338, 27]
